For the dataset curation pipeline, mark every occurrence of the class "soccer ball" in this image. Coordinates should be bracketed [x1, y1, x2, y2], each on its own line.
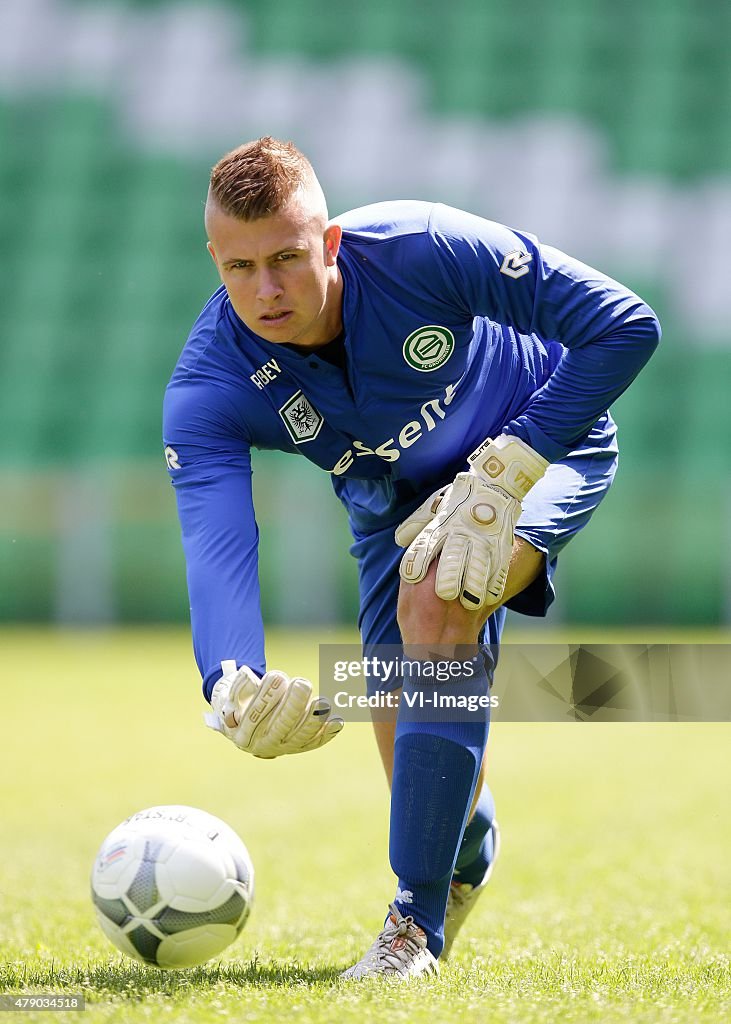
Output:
[91, 805, 254, 969]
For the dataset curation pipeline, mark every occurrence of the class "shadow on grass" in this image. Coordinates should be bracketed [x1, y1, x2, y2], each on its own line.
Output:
[1, 956, 344, 999]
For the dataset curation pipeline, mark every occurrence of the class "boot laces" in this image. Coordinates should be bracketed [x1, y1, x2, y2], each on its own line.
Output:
[373, 903, 425, 971]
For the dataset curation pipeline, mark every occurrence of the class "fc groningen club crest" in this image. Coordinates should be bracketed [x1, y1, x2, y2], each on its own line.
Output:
[278, 391, 324, 444]
[403, 325, 455, 372]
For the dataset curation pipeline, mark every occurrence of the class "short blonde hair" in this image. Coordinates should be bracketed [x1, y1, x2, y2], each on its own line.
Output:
[208, 137, 316, 220]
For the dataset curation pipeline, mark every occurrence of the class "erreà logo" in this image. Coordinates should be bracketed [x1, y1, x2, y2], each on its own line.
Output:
[403, 325, 455, 372]
[279, 391, 324, 445]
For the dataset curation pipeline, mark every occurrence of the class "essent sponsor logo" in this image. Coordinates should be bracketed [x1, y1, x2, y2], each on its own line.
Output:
[330, 381, 459, 476]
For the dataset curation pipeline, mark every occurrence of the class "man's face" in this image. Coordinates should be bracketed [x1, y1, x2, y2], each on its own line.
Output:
[205, 195, 342, 349]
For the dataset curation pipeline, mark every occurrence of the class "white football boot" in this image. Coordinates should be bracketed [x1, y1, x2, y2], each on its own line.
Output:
[442, 819, 501, 959]
[340, 903, 439, 980]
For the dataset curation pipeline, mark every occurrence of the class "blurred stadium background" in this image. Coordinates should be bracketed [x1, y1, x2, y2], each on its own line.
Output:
[1, 0, 730, 632]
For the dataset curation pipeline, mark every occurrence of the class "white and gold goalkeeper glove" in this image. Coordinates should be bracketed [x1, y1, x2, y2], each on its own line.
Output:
[396, 434, 549, 610]
[205, 660, 344, 757]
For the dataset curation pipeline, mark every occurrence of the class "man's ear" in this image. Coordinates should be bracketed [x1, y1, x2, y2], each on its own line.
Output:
[207, 240, 219, 269]
[324, 223, 343, 265]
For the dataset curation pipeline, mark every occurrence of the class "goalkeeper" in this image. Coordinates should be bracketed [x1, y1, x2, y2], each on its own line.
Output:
[163, 137, 660, 979]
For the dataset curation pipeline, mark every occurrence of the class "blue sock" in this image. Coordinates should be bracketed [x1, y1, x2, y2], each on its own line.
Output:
[453, 783, 496, 887]
[389, 662, 491, 958]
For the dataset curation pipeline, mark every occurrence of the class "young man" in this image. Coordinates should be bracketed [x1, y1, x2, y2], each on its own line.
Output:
[163, 137, 660, 979]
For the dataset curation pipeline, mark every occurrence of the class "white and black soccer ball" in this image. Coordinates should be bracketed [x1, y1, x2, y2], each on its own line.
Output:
[91, 805, 254, 969]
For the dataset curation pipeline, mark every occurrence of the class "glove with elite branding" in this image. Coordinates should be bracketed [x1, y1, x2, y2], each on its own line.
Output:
[205, 660, 344, 757]
[396, 434, 549, 610]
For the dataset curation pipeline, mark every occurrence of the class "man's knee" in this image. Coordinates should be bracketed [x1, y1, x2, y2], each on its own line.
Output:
[396, 537, 545, 648]
[397, 562, 492, 648]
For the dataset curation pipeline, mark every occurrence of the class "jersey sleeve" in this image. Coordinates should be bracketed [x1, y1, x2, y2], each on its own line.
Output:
[163, 378, 265, 702]
[428, 204, 661, 462]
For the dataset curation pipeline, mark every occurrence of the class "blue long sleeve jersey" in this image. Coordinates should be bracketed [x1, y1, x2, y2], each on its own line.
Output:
[163, 201, 660, 699]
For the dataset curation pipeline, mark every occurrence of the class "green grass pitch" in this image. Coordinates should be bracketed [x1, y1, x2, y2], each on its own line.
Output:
[0, 627, 729, 1023]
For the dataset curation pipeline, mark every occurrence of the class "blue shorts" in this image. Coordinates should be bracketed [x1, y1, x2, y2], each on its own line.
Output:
[350, 414, 618, 695]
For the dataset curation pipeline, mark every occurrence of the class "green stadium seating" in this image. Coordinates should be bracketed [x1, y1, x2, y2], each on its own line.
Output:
[0, 0, 729, 625]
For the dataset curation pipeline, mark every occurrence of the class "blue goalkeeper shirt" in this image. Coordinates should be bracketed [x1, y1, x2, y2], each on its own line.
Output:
[163, 201, 660, 698]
